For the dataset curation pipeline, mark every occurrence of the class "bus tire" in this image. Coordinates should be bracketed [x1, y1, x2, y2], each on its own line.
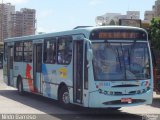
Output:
[17, 78, 24, 95]
[59, 86, 70, 108]
[109, 107, 121, 110]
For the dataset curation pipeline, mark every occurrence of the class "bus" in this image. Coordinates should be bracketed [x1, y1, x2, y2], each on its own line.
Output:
[0, 42, 3, 69]
[3, 26, 153, 109]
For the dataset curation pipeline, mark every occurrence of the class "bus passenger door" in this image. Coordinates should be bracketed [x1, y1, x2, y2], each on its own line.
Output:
[73, 40, 84, 104]
[7, 46, 14, 86]
[33, 43, 42, 93]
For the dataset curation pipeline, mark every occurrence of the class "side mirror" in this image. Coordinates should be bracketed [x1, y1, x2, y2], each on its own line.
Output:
[87, 43, 93, 68]
[83, 38, 93, 67]
[87, 49, 93, 62]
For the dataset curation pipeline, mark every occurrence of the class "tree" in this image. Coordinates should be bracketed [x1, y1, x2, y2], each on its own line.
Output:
[149, 18, 160, 50]
[149, 18, 160, 94]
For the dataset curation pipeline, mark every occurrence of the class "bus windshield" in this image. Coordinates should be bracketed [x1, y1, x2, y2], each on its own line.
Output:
[92, 42, 150, 81]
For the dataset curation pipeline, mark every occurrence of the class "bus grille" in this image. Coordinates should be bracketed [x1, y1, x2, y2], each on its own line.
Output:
[103, 87, 150, 96]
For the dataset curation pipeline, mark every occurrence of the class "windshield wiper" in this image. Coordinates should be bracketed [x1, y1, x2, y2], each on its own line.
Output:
[116, 48, 122, 70]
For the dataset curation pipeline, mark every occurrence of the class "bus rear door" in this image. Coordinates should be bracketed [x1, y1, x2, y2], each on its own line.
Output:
[33, 42, 43, 93]
[7, 44, 14, 86]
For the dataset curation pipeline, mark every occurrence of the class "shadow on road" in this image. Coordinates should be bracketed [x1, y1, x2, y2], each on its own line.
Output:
[0, 89, 143, 120]
[151, 97, 160, 108]
[53, 109, 143, 120]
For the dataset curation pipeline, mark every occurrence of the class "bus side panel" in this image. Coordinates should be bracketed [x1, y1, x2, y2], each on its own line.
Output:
[14, 62, 34, 92]
[3, 61, 7, 85]
[56, 64, 73, 102]
[14, 62, 24, 87]
[3, 43, 8, 85]
[41, 63, 73, 101]
[83, 63, 94, 107]
[41, 64, 59, 99]
[23, 62, 34, 92]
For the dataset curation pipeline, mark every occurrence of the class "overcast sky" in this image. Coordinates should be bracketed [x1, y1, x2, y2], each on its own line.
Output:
[2, 0, 156, 33]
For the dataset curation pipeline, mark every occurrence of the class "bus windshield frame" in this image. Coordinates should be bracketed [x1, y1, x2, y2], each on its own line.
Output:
[90, 29, 150, 81]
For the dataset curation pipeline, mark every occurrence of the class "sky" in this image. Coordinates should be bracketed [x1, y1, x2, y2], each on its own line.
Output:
[1, 0, 156, 33]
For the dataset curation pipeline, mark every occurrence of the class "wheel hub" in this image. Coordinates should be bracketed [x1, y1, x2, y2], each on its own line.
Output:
[62, 92, 70, 104]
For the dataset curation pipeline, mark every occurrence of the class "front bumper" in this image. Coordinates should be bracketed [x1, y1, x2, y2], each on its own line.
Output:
[88, 90, 153, 108]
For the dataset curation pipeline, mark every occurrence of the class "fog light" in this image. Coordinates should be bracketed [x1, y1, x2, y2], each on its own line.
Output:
[110, 91, 114, 95]
[142, 89, 146, 93]
[104, 91, 108, 95]
[147, 87, 150, 91]
[98, 89, 102, 93]
[137, 90, 141, 94]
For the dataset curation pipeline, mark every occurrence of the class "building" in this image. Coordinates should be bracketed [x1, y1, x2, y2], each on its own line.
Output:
[21, 8, 36, 36]
[143, 1, 159, 24]
[0, 3, 15, 42]
[154, 0, 160, 17]
[11, 8, 36, 37]
[142, 0, 160, 26]
[96, 13, 122, 25]
[126, 11, 140, 19]
[0, 3, 36, 42]
[95, 11, 140, 26]
[144, 11, 154, 21]
[11, 11, 23, 37]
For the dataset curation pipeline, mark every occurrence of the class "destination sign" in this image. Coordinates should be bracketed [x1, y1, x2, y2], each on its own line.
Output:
[90, 29, 147, 40]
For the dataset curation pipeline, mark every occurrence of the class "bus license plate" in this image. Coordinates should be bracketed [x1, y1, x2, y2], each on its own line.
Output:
[121, 98, 132, 103]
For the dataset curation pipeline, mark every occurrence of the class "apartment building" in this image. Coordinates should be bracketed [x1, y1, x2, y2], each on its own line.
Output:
[11, 8, 36, 37]
[144, 11, 154, 21]
[0, 3, 36, 42]
[0, 3, 15, 42]
[95, 11, 140, 26]
[154, 0, 160, 17]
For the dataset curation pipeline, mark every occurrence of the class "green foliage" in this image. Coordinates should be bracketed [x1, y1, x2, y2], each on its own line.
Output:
[150, 18, 160, 50]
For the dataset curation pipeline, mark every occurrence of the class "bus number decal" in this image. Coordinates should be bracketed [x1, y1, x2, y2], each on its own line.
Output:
[95, 82, 110, 88]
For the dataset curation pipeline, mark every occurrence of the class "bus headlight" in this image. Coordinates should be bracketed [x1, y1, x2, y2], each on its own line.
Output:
[109, 91, 114, 95]
[104, 91, 108, 95]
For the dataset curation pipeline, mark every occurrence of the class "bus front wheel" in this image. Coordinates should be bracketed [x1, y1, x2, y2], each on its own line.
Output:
[59, 86, 70, 108]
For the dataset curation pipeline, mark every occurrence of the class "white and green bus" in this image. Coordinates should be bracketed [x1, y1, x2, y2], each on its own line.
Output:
[3, 26, 153, 108]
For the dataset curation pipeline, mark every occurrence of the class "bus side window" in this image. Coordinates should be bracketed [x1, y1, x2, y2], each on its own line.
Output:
[43, 38, 56, 64]
[57, 36, 72, 65]
[23, 41, 32, 62]
[14, 42, 23, 62]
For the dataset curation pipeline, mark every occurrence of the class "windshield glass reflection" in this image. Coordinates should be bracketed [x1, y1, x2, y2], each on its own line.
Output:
[92, 42, 150, 81]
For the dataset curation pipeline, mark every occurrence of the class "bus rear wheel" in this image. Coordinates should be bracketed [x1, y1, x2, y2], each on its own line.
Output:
[109, 107, 121, 110]
[59, 86, 70, 108]
[17, 79, 24, 95]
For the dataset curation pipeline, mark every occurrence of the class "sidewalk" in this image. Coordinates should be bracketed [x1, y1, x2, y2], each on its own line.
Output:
[0, 69, 8, 90]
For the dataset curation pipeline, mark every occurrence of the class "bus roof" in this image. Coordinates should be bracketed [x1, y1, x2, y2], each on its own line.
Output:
[4, 26, 147, 42]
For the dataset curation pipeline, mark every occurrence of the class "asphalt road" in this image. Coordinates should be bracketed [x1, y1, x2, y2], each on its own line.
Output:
[0, 69, 160, 120]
